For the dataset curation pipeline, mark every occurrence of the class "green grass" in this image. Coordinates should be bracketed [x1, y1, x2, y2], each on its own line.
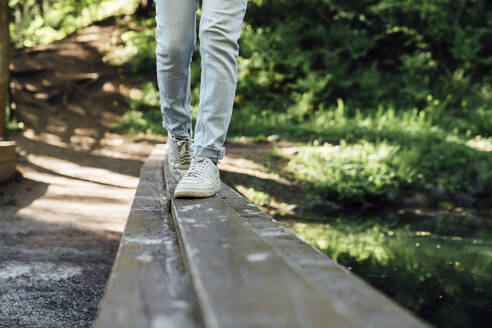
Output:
[231, 100, 492, 205]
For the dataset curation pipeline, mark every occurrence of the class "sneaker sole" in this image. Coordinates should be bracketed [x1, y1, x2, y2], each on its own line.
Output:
[174, 180, 221, 198]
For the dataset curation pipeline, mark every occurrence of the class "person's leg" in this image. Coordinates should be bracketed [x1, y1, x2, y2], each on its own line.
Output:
[174, 0, 248, 198]
[154, 0, 199, 139]
[193, 0, 248, 160]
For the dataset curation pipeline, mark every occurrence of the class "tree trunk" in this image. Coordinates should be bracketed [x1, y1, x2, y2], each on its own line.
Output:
[0, 0, 11, 140]
[37, 0, 44, 16]
[135, 0, 154, 18]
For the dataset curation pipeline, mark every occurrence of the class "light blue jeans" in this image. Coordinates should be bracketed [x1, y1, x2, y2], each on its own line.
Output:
[154, 0, 248, 159]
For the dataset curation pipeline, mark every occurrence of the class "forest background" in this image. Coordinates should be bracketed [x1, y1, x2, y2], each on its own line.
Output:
[3, 0, 492, 207]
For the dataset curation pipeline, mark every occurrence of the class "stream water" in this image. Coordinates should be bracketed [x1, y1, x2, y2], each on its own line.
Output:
[285, 209, 492, 328]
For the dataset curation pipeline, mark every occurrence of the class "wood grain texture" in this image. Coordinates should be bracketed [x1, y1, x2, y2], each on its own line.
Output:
[95, 145, 201, 328]
[164, 151, 354, 328]
[218, 184, 431, 328]
[98, 143, 430, 328]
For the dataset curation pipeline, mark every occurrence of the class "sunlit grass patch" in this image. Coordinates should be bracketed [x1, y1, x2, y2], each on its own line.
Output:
[275, 136, 492, 204]
[253, 103, 492, 204]
[278, 140, 415, 203]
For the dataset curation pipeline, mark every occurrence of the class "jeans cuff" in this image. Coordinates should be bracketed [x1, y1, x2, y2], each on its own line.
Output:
[163, 123, 192, 140]
[168, 131, 193, 141]
[194, 145, 225, 159]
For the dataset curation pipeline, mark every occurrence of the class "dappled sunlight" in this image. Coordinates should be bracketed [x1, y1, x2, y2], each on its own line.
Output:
[220, 155, 290, 186]
[4, 19, 159, 235]
[13, 146, 140, 232]
[289, 220, 393, 265]
[18, 196, 130, 232]
[218, 142, 305, 217]
[2, 1, 490, 326]
[9, 0, 140, 47]
[275, 140, 412, 203]
[24, 152, 137, 188]
[466, 136, 492, 152]
[268, 125, 492, 207]
[7, 128, 154, 232]
[101, 81, 117, 93]
[233, 184, 297, 216]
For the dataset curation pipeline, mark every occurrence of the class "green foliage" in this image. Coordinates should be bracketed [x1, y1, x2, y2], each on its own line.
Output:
[9, 0, 139, 46]
[270, 103, 492, 204]
[234, 0, 492, 119]
[104, 18, 156, 74]
[284, 141, 406, 202]
[107, 2, 492, 204]
[5, 105, 24, 132]
[111, 82, 165, 134]
[243, 187, 272, 207]
[111, 109, 163, 134]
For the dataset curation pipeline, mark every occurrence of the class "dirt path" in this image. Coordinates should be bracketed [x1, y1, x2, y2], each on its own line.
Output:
[0, 18, 300, 328]
[0, 21, 161, 327]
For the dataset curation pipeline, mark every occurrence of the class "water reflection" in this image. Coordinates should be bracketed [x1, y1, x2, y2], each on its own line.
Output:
[286, 211, 492, 328]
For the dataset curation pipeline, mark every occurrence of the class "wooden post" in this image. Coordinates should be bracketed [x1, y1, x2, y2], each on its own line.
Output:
[0, 0, 10, 140]
[135, 0, 153, 18]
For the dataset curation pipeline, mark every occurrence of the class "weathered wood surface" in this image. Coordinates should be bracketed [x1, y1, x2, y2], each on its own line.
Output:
[95, 145, 201, 328]
[165, 154, 355, 328]
[0, 141, 16, 182]
[98, 143, 430, 328]
[164, 144, 430, 328]
[218, 184, 430, 328]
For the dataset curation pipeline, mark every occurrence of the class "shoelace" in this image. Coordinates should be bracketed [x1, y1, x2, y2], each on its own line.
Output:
[186, 156, 207, 178]
[176, 139, 192, 165]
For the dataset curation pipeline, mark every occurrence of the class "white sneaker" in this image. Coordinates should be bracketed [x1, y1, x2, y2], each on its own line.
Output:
[174, 156, 221, 198]
[168, 137, 193, 182]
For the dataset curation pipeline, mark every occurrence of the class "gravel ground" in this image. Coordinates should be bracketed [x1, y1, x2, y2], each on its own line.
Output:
[0, 22, 159, 327]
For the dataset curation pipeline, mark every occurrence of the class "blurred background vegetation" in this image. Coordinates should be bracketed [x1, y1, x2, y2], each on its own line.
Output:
[108, 0, 492, 208]
[8, 0, 140, 46]
[5, 0, 492, 207]
[3, 1, 492, 327]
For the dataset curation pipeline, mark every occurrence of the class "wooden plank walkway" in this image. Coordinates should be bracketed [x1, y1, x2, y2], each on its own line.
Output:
[0, 141, 16, 182]
[95, 145, 201, 328]
[218, 184, 428, 328]
[96, 144, 431, 328]
[164, 162, 353, 328]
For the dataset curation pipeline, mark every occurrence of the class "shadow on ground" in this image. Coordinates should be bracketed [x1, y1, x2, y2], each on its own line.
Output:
[1, 20, 160, 328]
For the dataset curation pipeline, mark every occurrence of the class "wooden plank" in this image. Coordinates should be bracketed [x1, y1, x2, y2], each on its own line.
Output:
[218, 184, 431, 328]
[95, 145, 202, 328]
[0, 141, 16, 182]
[0, 141, 16, 161]
[164, 151, 354, 328]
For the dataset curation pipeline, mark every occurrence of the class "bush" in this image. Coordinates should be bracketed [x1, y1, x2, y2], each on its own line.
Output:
[9, 0, 140, 46]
